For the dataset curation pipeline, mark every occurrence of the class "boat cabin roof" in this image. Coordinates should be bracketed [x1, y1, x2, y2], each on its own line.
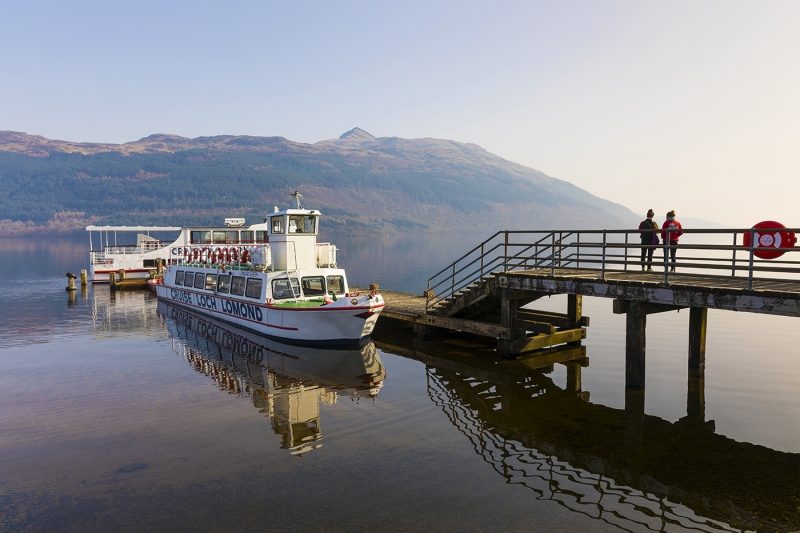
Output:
[86, 225, 182, 232]
[85, 208, 323, 235]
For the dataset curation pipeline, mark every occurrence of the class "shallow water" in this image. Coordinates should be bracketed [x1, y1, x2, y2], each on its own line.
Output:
[1, 233, 799, 532]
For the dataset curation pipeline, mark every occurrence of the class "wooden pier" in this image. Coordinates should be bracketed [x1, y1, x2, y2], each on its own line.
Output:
[373, 227, 800, 390]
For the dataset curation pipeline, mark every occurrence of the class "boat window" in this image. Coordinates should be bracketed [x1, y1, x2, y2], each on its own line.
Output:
[230, 276, 246, 296]
[193, 273, 206, 289]
[303, 216, 316, 234]
[183, 272, 195, 287]
[240, 230, 254, 244]
[245, 278, 263, 299]
[143, 259, 157, 268]
[205, 274, 217, 291]
[271, 278, 299, 300]
[326, 275, 345, 295]
[256, 230, 268, 243]
[175, 270, 185, 285]
[211, 230, 238, 244]
[191, 230, 212, 244]
[271, 216, 284, 234]
[217, 274, 231, 294]
[301, 276, 325, 296]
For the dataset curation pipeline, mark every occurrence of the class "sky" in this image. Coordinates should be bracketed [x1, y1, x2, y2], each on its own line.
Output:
[2, 0, 799, 227]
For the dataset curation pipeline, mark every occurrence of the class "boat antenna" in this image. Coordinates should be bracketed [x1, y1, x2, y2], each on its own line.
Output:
[288, 190, 303, 209]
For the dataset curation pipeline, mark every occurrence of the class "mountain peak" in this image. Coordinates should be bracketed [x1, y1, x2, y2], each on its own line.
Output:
[339, 127, 375, 141]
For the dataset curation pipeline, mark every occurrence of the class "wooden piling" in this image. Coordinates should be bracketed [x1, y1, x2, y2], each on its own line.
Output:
[688, 307, 707, 369]
[567, 294, 582, 346]
[625, 301, 647, 389]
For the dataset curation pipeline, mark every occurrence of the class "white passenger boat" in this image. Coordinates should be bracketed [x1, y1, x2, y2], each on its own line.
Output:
[86, 224, 182, 283]
[153, 196, 384, 346]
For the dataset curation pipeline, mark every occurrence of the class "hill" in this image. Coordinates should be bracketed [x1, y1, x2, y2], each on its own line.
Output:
[0, 128, 636, 235]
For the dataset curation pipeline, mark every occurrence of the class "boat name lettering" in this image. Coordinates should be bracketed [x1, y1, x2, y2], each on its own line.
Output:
[168, 309, 264, 363]
[221, 299, 263, 321]
[197, 294, 218, 311]
[170, 288, 193, 304]
[171, 247, 183, 256]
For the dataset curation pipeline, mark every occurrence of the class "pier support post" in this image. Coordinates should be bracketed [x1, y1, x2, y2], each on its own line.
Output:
[567, 294, 583, 346]
[565, 361, 582, 392]
[687, 367, 705, 421]
[688, 307, 707, 369]
[625, 301, 647, 389]
[498, 288, 523, 356]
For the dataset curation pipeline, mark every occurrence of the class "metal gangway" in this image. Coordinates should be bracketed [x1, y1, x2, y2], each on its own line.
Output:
[426, 227, 800, 313]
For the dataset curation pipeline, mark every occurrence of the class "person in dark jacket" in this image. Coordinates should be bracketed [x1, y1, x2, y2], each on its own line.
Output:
[638, 209, 659, 271]
[661, 209, 683, 272]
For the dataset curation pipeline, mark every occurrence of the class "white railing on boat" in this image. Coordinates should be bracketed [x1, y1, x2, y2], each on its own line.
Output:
[97, 241, 172, 254]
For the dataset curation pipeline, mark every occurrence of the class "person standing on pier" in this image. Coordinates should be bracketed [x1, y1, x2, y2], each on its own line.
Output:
[638, 209, 659, 271]
[661, 210, 683, 272]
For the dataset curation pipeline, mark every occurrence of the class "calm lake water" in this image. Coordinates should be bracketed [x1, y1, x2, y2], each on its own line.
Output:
[1, 232, 799, 532]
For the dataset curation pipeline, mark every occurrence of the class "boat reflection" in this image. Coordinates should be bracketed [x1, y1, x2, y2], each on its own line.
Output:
[158, 301, 386, 455]
[90, 286, 163, 338]
[398, 344, 800, 532]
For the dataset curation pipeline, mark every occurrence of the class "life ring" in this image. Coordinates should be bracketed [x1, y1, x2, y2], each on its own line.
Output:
[743, 220, 797, 259]
[183, 248, 189, 262]
[192, 248, 199, 262]
[231, 248, 239, 261]
[224, 247, 231, 263]
[241, 249, 250, 263]
[200, 247, 210, 262]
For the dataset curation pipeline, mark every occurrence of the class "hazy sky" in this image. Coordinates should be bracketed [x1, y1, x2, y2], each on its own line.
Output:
[2, 1, 799, 226]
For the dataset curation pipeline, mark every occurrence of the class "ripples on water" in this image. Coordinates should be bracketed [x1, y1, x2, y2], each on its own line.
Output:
[1, 234, 800, 532]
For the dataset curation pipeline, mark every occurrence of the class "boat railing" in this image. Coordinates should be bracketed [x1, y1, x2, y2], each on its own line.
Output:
[89, 250, 113, 265]
[99, 241, 173, 254]
[426, 227, 800, 311]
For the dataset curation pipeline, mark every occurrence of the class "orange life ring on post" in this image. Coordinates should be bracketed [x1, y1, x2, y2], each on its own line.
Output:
[743, 220, 797, 259]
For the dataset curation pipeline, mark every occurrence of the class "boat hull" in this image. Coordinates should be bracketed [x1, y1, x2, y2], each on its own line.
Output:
[155, 283, 383, 347]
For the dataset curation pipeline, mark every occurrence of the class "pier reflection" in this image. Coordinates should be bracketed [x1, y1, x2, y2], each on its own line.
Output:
[158, 302, 386, 455]
[396, 342, 800, 532]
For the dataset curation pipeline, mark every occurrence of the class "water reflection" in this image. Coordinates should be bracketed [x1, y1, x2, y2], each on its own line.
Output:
[400, 344, 800, 532]
[158, 301, 386, 455]
[90, 287, 164, 338]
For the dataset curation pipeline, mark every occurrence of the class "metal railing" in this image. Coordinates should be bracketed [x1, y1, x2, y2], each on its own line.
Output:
[426, 227, 800, 311]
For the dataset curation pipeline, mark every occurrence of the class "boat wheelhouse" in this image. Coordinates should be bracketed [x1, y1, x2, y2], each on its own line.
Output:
[154, 200, 384, 346]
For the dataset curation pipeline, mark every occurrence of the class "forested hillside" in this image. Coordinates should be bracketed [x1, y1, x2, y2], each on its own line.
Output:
[0, 128, 635, 234]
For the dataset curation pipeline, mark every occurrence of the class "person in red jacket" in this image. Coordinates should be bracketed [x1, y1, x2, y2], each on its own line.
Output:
[661, 210, 683, 272]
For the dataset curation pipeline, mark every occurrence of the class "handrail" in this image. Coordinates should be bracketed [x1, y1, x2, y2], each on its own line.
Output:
[425, 227, 800, 312]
